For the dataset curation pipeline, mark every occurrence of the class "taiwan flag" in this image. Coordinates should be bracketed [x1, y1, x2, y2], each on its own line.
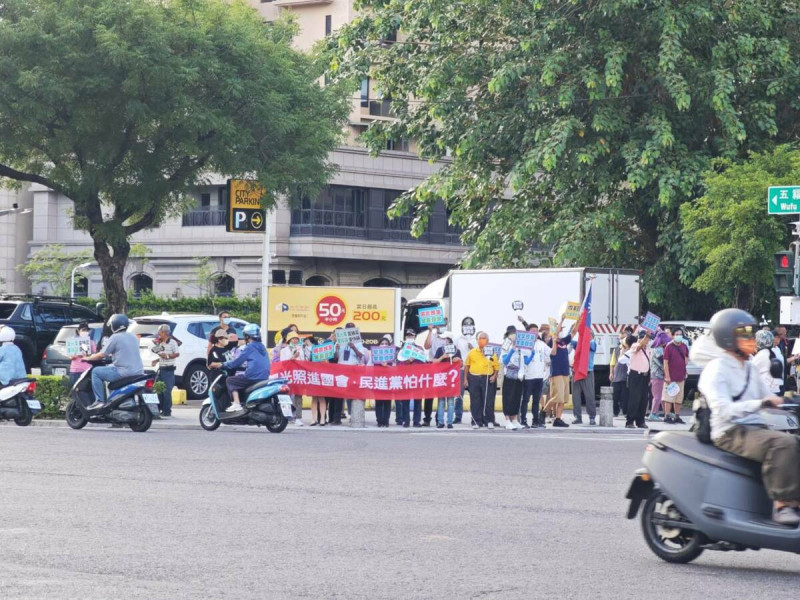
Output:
[573, 281, 593, 382]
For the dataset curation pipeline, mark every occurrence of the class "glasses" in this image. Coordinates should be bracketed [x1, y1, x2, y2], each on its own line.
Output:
[734, 325, 755, 340]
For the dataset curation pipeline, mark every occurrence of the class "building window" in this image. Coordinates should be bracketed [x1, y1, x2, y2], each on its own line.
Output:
[200, 193, 211, 209]
[325, 15, 332, 36]
[72, 275, 88, 298]
[360, 78, 369, 108]
[305, 275, 330, 286]
[214, 274, 235, 297]
[131, 273, 153, 298]
[273, 270, 286, 285]
[384, 190, 412, 232]
[291, 186, 367, 237]
[385, 138, 409, 152]
[288, 270, 303, 285]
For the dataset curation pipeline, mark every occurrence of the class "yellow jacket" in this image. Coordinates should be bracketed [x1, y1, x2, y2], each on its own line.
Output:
[464, 348, 499, 376]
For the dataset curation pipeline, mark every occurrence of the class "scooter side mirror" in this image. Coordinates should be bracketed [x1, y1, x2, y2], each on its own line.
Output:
[770, 359, 784, 379]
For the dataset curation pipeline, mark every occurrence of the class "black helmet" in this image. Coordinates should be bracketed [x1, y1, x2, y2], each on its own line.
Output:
[710, 308, 757, 352]
[108, 314, 130, 334]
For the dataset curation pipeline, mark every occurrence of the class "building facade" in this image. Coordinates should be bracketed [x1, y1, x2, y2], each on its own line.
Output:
[10, 0, 464, 302]
[0, 186, 33, 294]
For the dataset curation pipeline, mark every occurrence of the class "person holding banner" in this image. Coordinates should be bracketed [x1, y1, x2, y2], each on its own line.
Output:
[280, 331, 306, 426]
[543, 321, 571, 428]
[434, 332, 461, 429]
[454, 317, 477, 424]
[501, 327, 524, 430]
[419, 323, 447, 426]
[304, 337, 328, 426]
[626, 330, 652, 429]
[395, 329, 419, 427]
[465, 332, 499, 429]
[374, 335, 396, 427]
[337, 323, 368, 422]
[521, 323, 550, 429]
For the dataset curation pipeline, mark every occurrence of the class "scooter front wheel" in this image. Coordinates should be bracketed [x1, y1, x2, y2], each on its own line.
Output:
[641, 490, 704, 564]
[65, 399, 88, 430]
[199, 404, 221, 431]
[129, 406, 153, 432]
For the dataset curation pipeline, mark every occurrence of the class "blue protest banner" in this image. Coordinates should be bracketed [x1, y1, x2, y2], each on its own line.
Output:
[371, 345, 396, 364]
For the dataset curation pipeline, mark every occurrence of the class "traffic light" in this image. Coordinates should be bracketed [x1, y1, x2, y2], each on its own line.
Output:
[774, 250, 796, 295]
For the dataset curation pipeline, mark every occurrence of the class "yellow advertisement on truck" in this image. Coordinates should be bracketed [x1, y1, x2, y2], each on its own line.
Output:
[266, 286, 402, 347]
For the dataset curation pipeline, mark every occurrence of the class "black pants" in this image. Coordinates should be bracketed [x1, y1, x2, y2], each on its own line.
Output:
[395, 400, 410, 425]
[375, 400, 392, 426]
[328, 398, 343, 423]
[627, 372, 649, 427]
[522, 378, 544, 424]
[413, 399, 434, 425]
[468, 374, 488, 426]
[612, 381, 628, 416]
[502, 377, 523, 417]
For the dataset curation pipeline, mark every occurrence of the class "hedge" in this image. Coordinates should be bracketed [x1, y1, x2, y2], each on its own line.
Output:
[33, 375, 71, 419]
[75, 294, 260, 323]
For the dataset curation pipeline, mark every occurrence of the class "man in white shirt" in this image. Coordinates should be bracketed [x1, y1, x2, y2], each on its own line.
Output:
[453, 317, 477, 424]
[520, 323, 550, 428]
[699, 309, 800, 525]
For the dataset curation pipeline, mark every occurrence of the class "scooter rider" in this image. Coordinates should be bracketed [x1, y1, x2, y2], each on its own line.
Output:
[699, 308, 800, 526]
[85, 314, 144, 410]
[0, 326, 26, 386]
[209, 323, 270, 413]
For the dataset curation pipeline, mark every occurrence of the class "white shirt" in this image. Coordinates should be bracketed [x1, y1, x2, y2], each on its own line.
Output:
[337, 342, 367, 365]
[522, 339, 551, 380]
[427, 330, 446, 360]
[753, 348, 781, 394]
[698, 353, 772, 440]
[280, 345, 302, 362]
[455, 334, 476, 365]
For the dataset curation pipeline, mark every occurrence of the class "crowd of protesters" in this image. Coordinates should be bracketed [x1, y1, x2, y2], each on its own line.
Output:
[201, 309, 704, 430]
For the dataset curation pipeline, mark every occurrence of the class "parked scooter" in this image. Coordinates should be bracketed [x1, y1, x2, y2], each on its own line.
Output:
[0, 378, 41, 426]
[65, 359, 159, 432]
[199, 368, 293, 433]
[626, 403, 800, 563]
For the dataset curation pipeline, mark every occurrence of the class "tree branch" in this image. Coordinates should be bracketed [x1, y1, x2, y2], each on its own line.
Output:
[0, 162, 62, 193]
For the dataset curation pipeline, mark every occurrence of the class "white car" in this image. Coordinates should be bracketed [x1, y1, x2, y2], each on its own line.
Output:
[129, 314, 251, 399]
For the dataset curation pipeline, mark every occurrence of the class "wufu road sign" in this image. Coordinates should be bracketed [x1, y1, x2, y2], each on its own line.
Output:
[226, 179, 267, 233]
[768, 186, 800, 215]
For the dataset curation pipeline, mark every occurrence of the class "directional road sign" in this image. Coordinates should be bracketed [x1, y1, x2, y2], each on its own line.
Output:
[768, 186, 800, 215]
[227, 179, 266, 233]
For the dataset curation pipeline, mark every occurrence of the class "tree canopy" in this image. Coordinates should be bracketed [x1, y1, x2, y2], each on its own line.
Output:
[0, 0, 348, 312]
[331, 0, 800, 317]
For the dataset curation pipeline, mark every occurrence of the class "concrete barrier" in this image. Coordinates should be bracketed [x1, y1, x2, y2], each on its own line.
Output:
[599, 386, 614, 427]
[350, 399, 366, 428]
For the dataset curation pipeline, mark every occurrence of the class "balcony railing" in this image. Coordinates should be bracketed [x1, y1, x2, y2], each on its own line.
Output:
[182, 210, 226, 227]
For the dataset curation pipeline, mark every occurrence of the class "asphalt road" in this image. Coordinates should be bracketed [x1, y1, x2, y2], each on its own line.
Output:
[1, 424, 799, 599]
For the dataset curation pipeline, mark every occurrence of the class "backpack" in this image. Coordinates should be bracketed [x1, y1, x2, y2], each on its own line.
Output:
[692, 362, 751, 444]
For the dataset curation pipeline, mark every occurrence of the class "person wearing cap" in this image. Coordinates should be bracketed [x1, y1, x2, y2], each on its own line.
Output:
[303, 336, 328, 426]
[501, 326, 524, 430]
[374, 334, 396, 427]
[433, 331, 461, 429]
[395, 329, 420, 427]
[280, 331, 305, 426]
[626, 329, 652, 429]
[151, 324, 180, 418]
[208, 328, 236, 379]
[0, 325, 25, 386]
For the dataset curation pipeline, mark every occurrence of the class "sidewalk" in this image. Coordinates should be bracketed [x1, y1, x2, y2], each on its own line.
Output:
[13, 402, 694, 434]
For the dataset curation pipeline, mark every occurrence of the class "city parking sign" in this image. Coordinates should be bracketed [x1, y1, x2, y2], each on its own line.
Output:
[226, 179, 266, 233]
[768, 186, 800, 215]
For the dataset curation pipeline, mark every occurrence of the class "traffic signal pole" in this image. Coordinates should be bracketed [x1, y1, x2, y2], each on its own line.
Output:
[779, 222, 800, 325]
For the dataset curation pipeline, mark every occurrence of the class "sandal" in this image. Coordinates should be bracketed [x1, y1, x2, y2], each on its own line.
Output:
[310, 421, 319, 426]
[320, 421, 327, 427]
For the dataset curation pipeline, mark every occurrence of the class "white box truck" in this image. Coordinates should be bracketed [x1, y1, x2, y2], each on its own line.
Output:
[403, 268, 641, 385]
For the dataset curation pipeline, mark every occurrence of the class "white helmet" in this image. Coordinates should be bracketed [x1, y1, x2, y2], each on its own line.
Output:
[0, 326, 16, 344]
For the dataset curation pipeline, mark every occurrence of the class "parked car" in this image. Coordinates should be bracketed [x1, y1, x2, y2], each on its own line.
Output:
[129, 314, 250, 399]
[40, 323, 104, 376]
[660, 320, 711, 402]
[0, 295, 103, 369]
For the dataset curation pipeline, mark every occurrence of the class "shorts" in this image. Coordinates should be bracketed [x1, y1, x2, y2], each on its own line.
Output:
[549, 375, 569, 405]
[665, 380, 685, 404]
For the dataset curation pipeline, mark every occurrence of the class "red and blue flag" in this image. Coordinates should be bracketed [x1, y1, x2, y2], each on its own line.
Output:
[573, 281, 593, 382]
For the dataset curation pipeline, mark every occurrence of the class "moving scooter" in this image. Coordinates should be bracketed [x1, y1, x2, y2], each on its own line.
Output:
[0, 378, 41, 426]
[626, 403, 800, 563]
[199, 368, 293, 433]
[65, 359, 159, 432]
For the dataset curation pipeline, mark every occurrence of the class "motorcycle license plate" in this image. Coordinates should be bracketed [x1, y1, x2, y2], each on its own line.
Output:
[143, 393, 160, 405]
[279, 401, 293, 418]
[53, 368, 67, 376]
[26, 399, 42, 410]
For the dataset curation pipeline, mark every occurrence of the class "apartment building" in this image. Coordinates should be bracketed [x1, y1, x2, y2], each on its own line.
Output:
[12, 0, 463, 301]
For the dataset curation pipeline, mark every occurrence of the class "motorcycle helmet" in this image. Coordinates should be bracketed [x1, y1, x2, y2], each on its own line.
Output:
[0, 326, 15, 344]
[755, 329, 774, 352]
[710, 308, 757, 352]
[243, 323, 261, 341]
[108, 314, 130, 334]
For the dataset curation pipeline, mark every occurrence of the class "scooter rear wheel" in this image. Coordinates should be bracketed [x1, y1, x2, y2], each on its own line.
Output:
[199, 404, 221, 431]
[641, 491, 704, 564]
[14, 402, 33, 426]
[128, 406, 153, 432]
[65, 399, 88, 430]
[266, 415, 288, 433]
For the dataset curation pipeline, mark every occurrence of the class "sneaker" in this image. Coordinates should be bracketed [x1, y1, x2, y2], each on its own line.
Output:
[437, 424, 445, 429]
[87, 401, 105, 411]
[589, 418, 596, 426]
[472, 424, 480, 430]
[505, 422, 515, 430]
[521, 423, 530, 430]
[403, 423, 410, 428]
[160, 414, 172, 420]
[226, 404, 243, 413]
[513, 421, 524, 430]
[453, 419, 462, 424]
[773, 506, 800, 526]
[487, 422, 495, 429]
[573, 418, 583, 425]
[447, 424, 453, 429]
[493, 422, 501, 427]
[674, 415, 685, 424]
[413, 423, 422, 428]
[647, 413, 662, 422]
[295, 420, 304, 427]
[637, 423, 649, 430]
[625, 423, 637, 429]
[553, 418, 569, 428]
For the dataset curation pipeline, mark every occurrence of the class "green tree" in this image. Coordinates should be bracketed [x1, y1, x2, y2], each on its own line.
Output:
[180, 257, 225, 302]
[17, 244, 93, 296]
[0, 0, 347, 313]
[682, 145, 800, 315]
[331, 0, 800, 317]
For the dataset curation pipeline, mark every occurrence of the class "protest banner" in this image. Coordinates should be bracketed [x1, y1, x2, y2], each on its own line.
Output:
[65, 338, 82, 357]
[548, 317, 559, 333]
[398, 342, 428, 362]
[561, 301, 581, 321]
[335, 327, 362, 346]
[640, 311, 661, 333]
[310, 341, 335, 362]
[483, 343, 501, 358]
[271, 360, 461, 400]
[371, 345, 396, 364]
[515, 330, 536, 350]
[418, 306, 446, 327]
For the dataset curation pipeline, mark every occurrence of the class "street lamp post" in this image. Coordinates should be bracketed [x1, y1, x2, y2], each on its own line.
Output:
[71, 262, 94, 299]
[0, 205, 32, 217]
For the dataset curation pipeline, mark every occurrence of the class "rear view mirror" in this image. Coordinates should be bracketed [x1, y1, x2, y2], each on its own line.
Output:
[770, 359, 784, 379]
